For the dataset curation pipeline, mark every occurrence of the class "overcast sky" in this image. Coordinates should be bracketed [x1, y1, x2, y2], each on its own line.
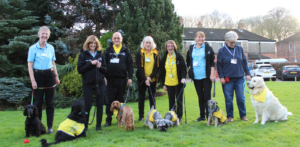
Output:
[172, 0, 300, 22]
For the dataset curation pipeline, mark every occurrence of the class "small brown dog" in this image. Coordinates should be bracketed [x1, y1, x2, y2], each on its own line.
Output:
[110, 101, 135, 131]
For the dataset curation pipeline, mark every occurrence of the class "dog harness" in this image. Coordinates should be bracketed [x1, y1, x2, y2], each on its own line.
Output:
[252, 88, 267, 102]
[113, 103, 123, 116]
[149, 109, 158, 122]
[57, 118, 85, 137]
[165, 111, 178, 122]
[213, 109, 227, 123]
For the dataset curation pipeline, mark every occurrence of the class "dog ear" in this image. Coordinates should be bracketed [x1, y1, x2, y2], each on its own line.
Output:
[110, 102, 114, 112]
[255, 78, 264, 88]
[23, 106, 28, 116]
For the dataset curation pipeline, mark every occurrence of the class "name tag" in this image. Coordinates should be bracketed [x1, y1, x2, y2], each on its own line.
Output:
[193, 62, 198, 66]
[170, 74, 173, 78]
[110, 58, 120, 63]
[41, 53, 47, 57]
[231, 59, 237, 64]
[146, 58, 151, 63]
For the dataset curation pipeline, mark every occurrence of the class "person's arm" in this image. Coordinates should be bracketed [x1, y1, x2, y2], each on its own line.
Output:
[209, 47, 215, 82]
[127, 49, 134, 86]
[52, 61, 60, 85]
[159, 55, 166, 86]
[136, 51, 147, 81]
[77, 52, 93, 74]
[186, 49, 190, 69]
[149, 53, 160, 80]
[28, 62, 37, 89]
[217, 48, 225, 84]
[241, 48, 251, 80]
[99, 54, 107, 74]
[179, 54, 187, 84]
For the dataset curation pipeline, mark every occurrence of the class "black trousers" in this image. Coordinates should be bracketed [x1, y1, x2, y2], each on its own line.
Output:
[105, 79, 126, 123]
[33, 71, 55, 128]
[167, 83, 184, 119]
[138, 81, 156, 118]
[82, 79, 105, 127]
[193, 78, 212, 118]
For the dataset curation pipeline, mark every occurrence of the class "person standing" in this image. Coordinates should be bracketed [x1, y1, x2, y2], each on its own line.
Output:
[77, 35, 107, 131]
[186, 31, 215, 122]
[160, 40, 187, 122]
[103, 32, 134, 127]
[217, 31, 251, 122]
[27, 26, 60, 133]
[136, 36, 160, 121]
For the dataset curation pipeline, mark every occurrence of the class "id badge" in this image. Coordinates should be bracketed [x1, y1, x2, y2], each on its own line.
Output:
[110, 58, 115, 63]
[193, 62, 198, 66]
[146, 58, 151, 63]
[170, 74, 173, 78]
[114, 58, 120, 63]
[231, 58, 237, 64]
[41, 53, 47, 57]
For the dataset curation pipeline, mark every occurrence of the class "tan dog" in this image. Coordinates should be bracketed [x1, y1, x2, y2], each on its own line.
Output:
[247, 77, 293, 125]
[110, 101, 135, 131]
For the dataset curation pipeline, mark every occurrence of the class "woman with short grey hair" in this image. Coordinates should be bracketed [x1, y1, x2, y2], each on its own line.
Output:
[217, 31, 251, 122]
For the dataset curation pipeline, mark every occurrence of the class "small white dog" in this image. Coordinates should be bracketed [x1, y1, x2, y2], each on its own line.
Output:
[247, 77, 293, 125]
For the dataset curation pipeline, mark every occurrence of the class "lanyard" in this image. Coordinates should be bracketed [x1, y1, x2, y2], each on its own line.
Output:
[114, 52, 121, 58]
[168, 53, 175, 74]
[224, 45, 235, 58]
[89, 51, 97, 58]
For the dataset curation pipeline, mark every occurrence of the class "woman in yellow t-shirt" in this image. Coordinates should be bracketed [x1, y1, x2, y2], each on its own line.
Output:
[160, 40, 187, 122]
[135, 36, 160, 121]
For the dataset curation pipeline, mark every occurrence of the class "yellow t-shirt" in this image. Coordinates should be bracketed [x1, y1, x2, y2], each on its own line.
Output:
[57, 118, 85, 137]
[113, 44, 122, 56]
[143, 49, 156, 82]
[165, 53, 178, 86]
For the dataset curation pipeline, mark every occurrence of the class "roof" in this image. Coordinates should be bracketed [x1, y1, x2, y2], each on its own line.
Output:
[183, 28, 276, 42]
[247, 53, 271, 60]
[276, 32, 300, 44]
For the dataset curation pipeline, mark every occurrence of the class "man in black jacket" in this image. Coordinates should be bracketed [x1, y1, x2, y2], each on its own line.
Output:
[103, 32, 134, 127]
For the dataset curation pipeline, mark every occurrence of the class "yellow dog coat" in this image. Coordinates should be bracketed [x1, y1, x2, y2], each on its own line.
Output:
[253, 88, 267, 102]
[213, 109, 227, 123]
[149, 109, 158, 122]
[166, 111, 178, 122]
[57, 118, 85, 137]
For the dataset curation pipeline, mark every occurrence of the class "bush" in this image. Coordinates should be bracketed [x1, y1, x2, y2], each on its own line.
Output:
[54, 93, 77, 108]
[0, 77, 31, 104]
[271, 62, 300, 78]
[99, 32, 113, 49]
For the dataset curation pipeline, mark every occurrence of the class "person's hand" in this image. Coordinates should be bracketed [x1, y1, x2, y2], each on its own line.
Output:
[181, 78, 186, 84]
[127, 79, 132, 86]
[220, 78, 225, 84]
[163, 85, 167, 91]
[96, 62, 101, 68]
[31, 80, 37, 89]
[246, 75, 251, 81]
[145, 80, 150, 86]
[91, 60, 98, 65]
[189, 66, 191, 69]
[210, 74, 215, 82]
[104, 78, 107, 86]
[146, 77, 151, 82]
[55, 77, 60, 85]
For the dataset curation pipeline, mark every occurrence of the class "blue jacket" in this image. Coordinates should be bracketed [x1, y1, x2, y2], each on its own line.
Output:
[217, 44, 250, 78]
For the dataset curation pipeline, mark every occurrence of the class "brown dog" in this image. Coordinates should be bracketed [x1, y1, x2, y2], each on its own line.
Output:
[110, 101, 135, 131]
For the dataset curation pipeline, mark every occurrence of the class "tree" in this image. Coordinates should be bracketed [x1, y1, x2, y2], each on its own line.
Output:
[113, 0, 183, 55]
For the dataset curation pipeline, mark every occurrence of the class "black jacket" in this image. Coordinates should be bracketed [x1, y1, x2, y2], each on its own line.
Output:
[186, 42, 215, 80]
[160, 50, 187, 85]
[135, 49, 160, 84]
[77, 50, 107, 86]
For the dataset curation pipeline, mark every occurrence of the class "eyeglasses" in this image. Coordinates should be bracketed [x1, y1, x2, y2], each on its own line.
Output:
[228, 41, 236, 45]
[167, 45, 174, 47]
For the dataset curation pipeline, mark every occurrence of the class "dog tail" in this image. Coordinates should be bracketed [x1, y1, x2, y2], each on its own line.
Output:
[287, 112, 293, 116]
[40, 139, 59, 147]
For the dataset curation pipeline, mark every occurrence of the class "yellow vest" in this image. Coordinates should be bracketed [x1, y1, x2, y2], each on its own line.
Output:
[213, 109, 227, 123]
[57, 118, 85, 137]
[142, 49, 156, 82]
[149, 109, 157, 122]
[165, 54, 178, 86]
[253, 88, 267, 102]
[113, 44, 122, 56]
[167, 111, 178, 122]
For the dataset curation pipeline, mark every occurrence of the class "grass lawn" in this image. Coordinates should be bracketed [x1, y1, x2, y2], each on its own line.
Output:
[0, 81, 299, 147]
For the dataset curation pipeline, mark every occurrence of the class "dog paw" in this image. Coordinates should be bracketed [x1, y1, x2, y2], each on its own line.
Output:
[253, 121, 258, 124]
[261, 122, 265, 125]
[275, 121, 278, 123]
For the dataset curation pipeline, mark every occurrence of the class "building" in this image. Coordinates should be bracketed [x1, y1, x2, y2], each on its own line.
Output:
[276, 32, 300, 62]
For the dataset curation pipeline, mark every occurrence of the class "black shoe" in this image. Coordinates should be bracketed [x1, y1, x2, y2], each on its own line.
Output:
[48, 128, 54, 134]
[96, 126, 102, 131]
[103, 122, 111, 127]
[179, 118, 182, 123]
[138, 117, 144, 121]
[195, 117, 206, 121]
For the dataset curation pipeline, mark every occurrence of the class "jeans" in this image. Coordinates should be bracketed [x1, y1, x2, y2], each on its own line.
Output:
[222, 77, 246, 118]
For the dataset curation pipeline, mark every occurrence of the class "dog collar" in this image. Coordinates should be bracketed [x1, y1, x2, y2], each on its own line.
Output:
[119, 103, 126, 117]
[253, 88, 267, 102]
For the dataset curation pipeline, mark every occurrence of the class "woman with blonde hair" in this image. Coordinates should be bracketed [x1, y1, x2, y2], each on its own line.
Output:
[77, 35, 107, 131]
[135, 36, 160, 121]
[27, 26, 60, 133]
[160, 40, 187, 122]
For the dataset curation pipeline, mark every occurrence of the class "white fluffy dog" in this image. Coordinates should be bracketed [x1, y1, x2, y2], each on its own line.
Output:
[247, 77, 293, 125]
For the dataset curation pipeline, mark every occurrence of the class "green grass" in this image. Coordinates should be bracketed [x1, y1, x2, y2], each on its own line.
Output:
[1, 81, 299, 147]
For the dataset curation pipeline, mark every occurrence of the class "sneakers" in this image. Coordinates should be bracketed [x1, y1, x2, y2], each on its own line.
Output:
[96, 126, 102, 131]
[103, 122, 111, 127]
[48, 128, 54, 134]
[138, 117, 144, 121]
[195, 117, 206, 121]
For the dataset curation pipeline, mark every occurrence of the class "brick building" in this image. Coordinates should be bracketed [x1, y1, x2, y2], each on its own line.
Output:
[276, 32, 300, 62]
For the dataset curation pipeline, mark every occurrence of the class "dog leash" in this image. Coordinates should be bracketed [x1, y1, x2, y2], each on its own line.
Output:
[31, 84, 57, 105]
[183, 89, 187, 124]
[170, 83, 186, 111]
[89, 65, 102, 125]
[148, 83, 156, 109]
[119, 86, 130, 117]
[243, 77, 250, 94]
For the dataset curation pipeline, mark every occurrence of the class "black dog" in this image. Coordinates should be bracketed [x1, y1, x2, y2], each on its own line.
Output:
[24, 105, 47, 137]
[41, 99, 86, 147]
